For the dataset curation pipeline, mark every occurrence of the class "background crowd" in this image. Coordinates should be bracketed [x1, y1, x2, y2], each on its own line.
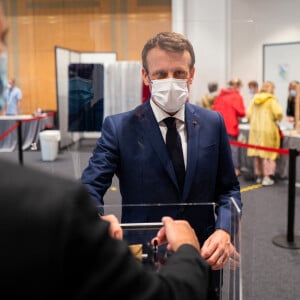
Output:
[200, 77, 299, 186]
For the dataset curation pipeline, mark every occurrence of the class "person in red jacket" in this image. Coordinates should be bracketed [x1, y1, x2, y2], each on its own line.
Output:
[213, 78, 246, 176]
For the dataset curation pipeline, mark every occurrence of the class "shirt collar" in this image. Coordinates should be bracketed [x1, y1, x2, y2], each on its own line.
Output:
[150, 99, 185, 124]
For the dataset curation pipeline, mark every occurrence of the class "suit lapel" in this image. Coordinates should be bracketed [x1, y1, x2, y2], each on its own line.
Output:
[137, 102, 179, 190]
[183, 104, 200, 199]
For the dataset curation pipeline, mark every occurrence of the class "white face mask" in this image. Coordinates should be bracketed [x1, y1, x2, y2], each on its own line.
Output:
[150, 78, 188, 113]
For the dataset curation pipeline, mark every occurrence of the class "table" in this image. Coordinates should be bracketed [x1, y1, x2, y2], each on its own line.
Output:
[0, 114, 54, 164]
[238, 124, 300, 182]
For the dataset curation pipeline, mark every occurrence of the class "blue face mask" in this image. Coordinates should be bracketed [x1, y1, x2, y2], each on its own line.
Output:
[290, 90, 296, 97]
[0, 52, 7, 111]
[249, 89, 255, 96]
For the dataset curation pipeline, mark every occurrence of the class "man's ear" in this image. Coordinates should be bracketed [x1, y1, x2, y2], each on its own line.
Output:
[188, 67, 195, 85]
[142, 68, 150, 86]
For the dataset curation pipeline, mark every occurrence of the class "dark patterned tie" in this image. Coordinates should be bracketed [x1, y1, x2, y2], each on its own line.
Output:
[164, 117, 185, 192]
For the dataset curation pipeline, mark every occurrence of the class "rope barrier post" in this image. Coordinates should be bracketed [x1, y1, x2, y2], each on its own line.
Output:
[17, 121, 23, 165]
[287, 148, 298, 242]
[272, 148, 300, 249]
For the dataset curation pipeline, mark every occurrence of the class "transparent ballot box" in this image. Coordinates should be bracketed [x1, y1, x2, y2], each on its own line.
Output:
[99, 198, 242, 300]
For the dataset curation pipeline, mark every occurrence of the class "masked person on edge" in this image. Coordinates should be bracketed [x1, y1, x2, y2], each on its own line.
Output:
[82, 31, 242, 300]
[0, 11, 6, 114]
[0, 7, 210, 300]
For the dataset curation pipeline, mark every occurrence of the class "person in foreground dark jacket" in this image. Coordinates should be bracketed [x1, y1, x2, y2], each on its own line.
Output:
[0, 159, 209, 299]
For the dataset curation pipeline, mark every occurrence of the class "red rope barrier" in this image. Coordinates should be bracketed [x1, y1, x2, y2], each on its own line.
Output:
[230, 139, 290, 155]
[19, 112, 55, 123]
[0, 113, 55, 141]
[0, 122, 19, 141]
[21, 115, 48, 123]
[0, 113, 295, 158]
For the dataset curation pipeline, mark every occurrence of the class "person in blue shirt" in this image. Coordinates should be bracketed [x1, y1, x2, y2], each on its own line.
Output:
[4, 77, 22, 115]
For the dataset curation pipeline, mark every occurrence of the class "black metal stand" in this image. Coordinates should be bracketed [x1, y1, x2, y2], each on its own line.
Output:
[272, 148, 300, 249]
[17, 121, 23, 165]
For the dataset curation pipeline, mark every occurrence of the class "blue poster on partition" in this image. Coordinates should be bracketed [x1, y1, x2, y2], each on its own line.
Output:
[68, 63, 104, 132]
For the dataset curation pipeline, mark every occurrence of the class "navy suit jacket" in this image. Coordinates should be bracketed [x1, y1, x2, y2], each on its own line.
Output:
[82, 101, 242, 244]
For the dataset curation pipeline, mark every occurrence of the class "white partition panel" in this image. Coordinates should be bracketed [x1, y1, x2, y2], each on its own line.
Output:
[55, 47, 81, 148]
[80, 52, 117, 139]
[80, 52, 117, 64]
[263, 41, 300, 128]
[55, 48, 118, 146]
[104, 61, 142, 118]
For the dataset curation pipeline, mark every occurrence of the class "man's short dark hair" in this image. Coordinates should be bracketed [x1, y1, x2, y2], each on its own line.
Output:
[142, 32, 195, 73]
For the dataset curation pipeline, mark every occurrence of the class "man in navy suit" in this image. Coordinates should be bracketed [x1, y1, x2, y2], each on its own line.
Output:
[81, 31, 242, 299]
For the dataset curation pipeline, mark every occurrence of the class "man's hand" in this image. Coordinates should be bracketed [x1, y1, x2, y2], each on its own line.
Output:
[154, 216, 201, 254]
[200, 229, 231, 270]
[101, 214, 123, 240]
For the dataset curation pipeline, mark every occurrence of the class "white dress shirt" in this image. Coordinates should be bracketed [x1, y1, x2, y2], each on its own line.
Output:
[150, 99, 187, 168]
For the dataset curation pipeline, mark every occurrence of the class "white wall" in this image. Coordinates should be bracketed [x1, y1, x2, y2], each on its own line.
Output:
[173, 0, 300, 116]
[172, 0, 230, 104]
[231, 0, 300, 110]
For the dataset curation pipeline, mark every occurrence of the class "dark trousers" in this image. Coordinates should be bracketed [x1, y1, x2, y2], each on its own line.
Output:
[208, 270, 222, 300]
[208, 287, 221, 300]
